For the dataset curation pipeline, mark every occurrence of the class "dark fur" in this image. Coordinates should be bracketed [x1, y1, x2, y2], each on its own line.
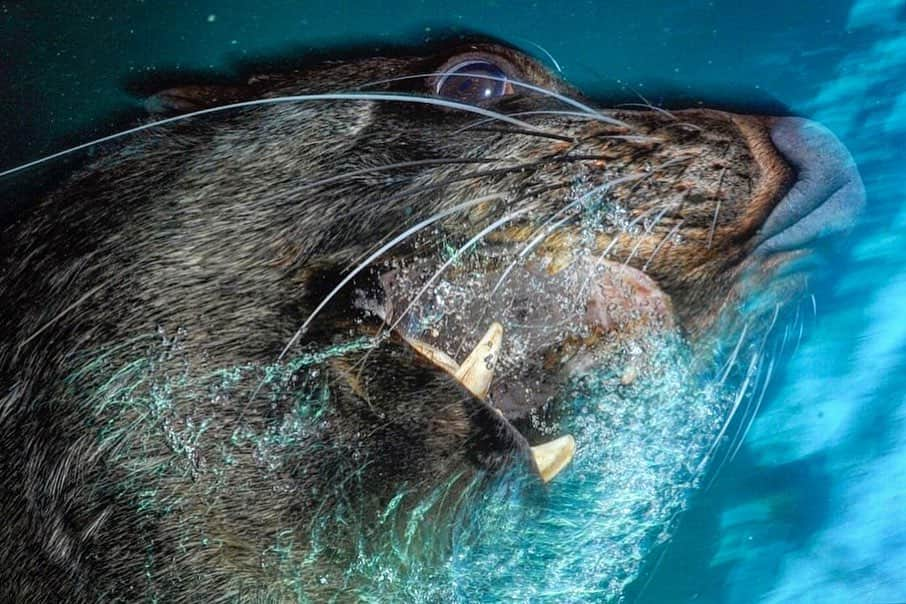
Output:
[0, 40, 796, 601]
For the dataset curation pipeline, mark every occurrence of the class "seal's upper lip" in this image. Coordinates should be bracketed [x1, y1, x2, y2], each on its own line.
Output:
[754, 117, 865, 255]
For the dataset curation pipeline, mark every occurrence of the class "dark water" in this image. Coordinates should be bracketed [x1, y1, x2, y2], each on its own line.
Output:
[2, 1, 904, 601]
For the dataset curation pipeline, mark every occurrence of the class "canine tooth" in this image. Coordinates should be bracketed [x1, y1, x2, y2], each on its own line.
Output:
[531, 435, 576, 483]
[406, 338, 460, 375]
[455, 322, 503, 399]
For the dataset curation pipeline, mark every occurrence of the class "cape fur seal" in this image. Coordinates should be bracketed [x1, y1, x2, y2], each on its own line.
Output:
[0, 38, 863, 601]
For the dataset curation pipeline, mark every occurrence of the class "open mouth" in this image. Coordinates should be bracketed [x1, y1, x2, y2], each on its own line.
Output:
[369, 253, 679, 483]
[363, 114, 865, 490]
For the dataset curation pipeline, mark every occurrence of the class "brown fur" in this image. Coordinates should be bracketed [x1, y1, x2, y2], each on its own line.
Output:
[0, 40, 799, 601]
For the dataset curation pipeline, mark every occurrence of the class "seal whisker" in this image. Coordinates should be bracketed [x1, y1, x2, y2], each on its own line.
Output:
[706, 167, 729, 248]
[0, 93, 552, 178]
[275, 193, 510, 363]
[616, 102, 678, 121]
[708, 351, 765, 488]
[238, 192, 513, 425]
[718, 306, 779, 471]
[701, 350, 759, 490]
[622, 206, 669, 267]
[341, 154, 617, 275]
[718, 321, 750, 386]
[642, 218, 685, 272]
[728, 353, 775, 465]
[621, 89, 678, 120]
[297, 157, 505, 194]
[384, 207, 532, 337]
[793, 305, 806, 355]
[354, 206, 532, 373]
[510, 37, 564, 73]
[319, 158, 580, 227]
[463, 126, 576, 143]
[491, 172, 649, 297]
[452, 110, 601, 135]
[358, 72, 629, 129]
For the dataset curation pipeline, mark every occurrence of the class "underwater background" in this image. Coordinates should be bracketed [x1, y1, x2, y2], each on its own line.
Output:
[1, 0, 904, 601]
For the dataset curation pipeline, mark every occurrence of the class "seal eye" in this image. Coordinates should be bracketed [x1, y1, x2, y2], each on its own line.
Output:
[435, 60, 513, 103]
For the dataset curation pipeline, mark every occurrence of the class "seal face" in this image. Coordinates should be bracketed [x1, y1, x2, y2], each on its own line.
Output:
[0, 40, 863, 601]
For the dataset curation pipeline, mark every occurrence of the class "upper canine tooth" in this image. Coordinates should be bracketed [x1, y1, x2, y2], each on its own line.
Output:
[405, 337, 461, 375]
[531, 434, 576, 483]
[455, 322, 503, 400]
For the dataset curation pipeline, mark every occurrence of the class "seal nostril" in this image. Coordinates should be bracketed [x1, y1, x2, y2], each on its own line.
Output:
[757, 117, 865, 254]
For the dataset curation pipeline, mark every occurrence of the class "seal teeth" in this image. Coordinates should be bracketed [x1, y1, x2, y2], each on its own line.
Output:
[405, 338, 461, 376]
[455, 322, 503, 400]
[531, 434, 576, 483]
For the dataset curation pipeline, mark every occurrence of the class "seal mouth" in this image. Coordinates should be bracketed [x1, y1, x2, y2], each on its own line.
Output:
[372, 254, 677, 482]
[754, 117, 865, 255]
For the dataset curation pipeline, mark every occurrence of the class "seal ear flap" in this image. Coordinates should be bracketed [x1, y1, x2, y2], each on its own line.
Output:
[144, 84, 253, 115]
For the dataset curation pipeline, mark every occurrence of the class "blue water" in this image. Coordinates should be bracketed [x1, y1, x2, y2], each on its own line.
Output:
[2, 1, 904, 601]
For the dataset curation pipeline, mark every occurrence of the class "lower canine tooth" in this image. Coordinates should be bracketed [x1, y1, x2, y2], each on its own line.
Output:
[531, 435, 576, 483]
[455, 322, 503, 400]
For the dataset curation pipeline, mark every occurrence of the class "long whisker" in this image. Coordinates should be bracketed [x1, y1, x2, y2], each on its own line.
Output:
[706, 167, 728, 248]
[385, 207, 532, 337]
[706, 351, 763, 489]
[760, 304, 781, 351]
[462, 126, 576, 143]
[700, 350, 759, 489]
[642, 218, 684, 272]
[793, 306, 806, 355]
[0, 93, 551, 178]
[341, 154, 616, 275]
[275, 193, 508, 363]
[452, 110, 600, 135]
[355, 206, 531, 373]
[728, 354, 775, 464]
[556, 211, 658, 321]
[358, 72, 629, 129]
[625, 89, 678, 121]
[615, 102, 678, 121]
[719, 308, 778, 470]
[511, 37, 564, 73]
[296, 157, 504, 194]
[490, 172, 648, 297]
[718, 321, 749, 387]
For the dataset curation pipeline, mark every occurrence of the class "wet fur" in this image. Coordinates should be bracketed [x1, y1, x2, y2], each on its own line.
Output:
[0, 40, 794, 601]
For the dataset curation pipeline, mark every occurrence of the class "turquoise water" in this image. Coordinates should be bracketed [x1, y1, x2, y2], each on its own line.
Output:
[2, 1, 904, 601]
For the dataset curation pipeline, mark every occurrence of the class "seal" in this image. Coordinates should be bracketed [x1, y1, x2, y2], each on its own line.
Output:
[0, 39, 864, 601]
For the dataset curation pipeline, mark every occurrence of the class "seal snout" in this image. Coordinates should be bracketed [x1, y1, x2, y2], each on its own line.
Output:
[755, 117, 865, 254]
